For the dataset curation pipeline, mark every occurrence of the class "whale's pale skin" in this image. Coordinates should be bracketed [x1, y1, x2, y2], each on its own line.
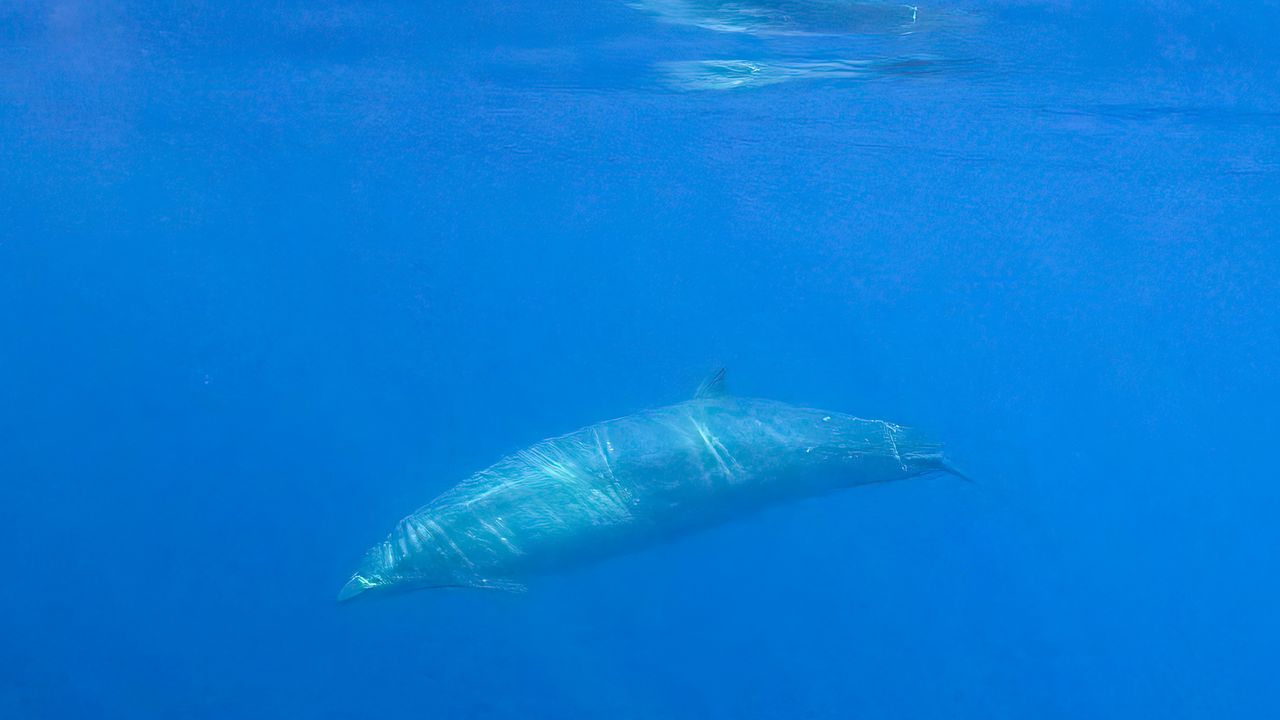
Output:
[339, 371, 959, 600]
[627, 0, 920, 36]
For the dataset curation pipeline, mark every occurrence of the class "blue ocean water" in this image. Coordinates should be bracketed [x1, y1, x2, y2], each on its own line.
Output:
[2, 0, 1278, 717]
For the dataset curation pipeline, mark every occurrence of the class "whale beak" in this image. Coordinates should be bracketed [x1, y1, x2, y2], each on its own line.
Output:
[337, 575, 373, 603]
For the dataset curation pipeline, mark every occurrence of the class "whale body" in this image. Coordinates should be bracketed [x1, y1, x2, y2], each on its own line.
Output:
[628, 0, 920, 36]
[339, 371, 958, 600]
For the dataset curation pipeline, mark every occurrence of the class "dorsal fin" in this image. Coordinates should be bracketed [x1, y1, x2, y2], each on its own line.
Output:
[694, 367, 728, 399]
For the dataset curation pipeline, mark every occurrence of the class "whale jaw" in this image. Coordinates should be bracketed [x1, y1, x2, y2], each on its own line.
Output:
[337, 575, 374, 602]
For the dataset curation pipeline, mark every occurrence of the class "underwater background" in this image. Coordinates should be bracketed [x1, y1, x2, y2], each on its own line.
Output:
[2, 1, 1278, 717]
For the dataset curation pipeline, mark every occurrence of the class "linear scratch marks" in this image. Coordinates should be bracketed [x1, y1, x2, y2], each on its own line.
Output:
[403, 519, 423, 552]
[592, 425, 635, 508]
[688, 411, 737, 483]
[410, 516, 451, 565]
[478, 517, 523, 556]
[593, 426, 615, 482]
[711, 435, 740, 480]
[885, 422, 906, 470]
[522, 435, 630, 527]
[424, 518, 475, 569]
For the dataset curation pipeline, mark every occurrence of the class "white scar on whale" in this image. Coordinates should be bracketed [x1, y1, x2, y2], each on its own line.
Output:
[339, 370, 964, 600]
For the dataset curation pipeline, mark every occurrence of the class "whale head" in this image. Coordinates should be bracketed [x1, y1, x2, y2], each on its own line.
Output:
[338, 519, 476, 602]
[336, 534, 436, 602]
[337, 573, 379, 602]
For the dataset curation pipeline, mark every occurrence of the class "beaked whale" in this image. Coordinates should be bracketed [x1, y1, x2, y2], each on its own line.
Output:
[339, 370, 961, 600]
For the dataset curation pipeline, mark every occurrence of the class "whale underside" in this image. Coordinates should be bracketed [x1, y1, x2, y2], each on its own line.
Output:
[339, 371, 960, 601]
